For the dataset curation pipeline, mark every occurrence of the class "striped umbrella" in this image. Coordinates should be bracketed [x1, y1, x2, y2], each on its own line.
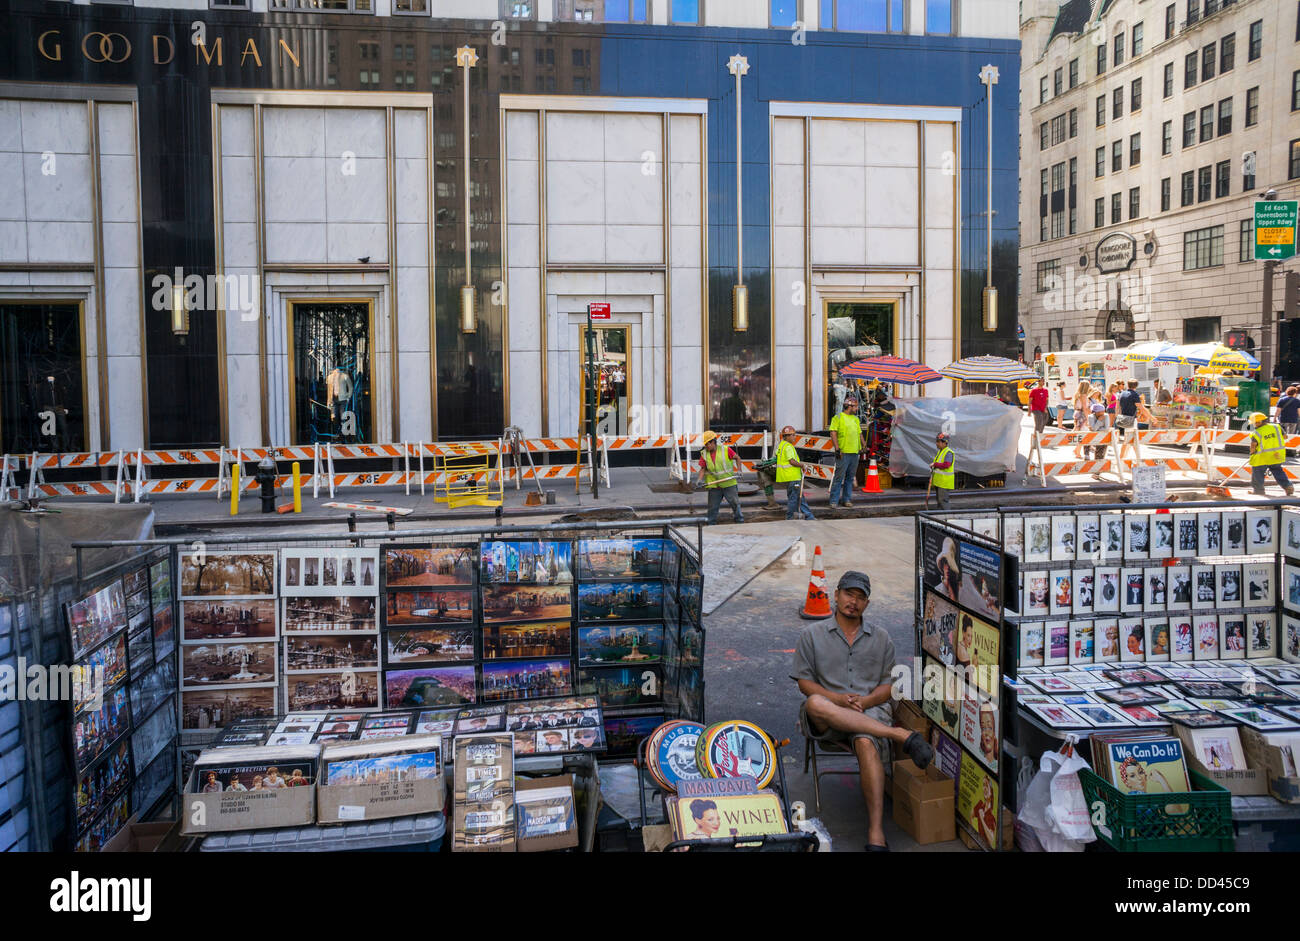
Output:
[1123, 340, 1176, 363]
[838, 355, 942, 385]
[939, 355, 1038, 383]
[1154, 342, 1260, 369]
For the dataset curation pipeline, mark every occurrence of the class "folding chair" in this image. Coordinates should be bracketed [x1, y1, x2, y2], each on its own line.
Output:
[802, 732, 895, 814]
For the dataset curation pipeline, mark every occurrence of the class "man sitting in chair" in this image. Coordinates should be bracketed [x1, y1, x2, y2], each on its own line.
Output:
[791, 570, 934, 852]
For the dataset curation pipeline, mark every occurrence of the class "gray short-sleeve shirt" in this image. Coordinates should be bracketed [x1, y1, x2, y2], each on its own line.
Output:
[790, 617, 897, 697]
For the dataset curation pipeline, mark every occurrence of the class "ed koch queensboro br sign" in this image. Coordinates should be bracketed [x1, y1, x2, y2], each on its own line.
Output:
[1255, 200, 1298, 261]
[1095, 233, 1137, 273]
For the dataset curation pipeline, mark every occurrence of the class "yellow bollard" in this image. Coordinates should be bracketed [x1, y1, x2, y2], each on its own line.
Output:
[292, 462, 302, 513]
[230, 464, 240, 516]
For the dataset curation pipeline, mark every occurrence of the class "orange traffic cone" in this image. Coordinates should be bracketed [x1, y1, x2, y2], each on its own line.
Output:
[861, 459, 883, 494]
[799, 545, 833, 620]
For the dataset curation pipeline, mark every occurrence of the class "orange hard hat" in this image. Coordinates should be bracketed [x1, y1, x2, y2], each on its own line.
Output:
[780, 425, 796, 436]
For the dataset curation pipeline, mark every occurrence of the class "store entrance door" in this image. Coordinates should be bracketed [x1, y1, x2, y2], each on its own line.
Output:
[0, 302, 86, 454]
[825, 301, 895, 420]
[288, 301, 373, 445]
[579, 325, 629, 436]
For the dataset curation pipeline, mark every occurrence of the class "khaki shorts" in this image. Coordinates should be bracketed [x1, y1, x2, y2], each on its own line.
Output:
[799, 700, 891, 760]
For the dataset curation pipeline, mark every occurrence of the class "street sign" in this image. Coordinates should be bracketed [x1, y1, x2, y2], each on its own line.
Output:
[588, 302, 611, 320]
[1254, 200, 1298, 261]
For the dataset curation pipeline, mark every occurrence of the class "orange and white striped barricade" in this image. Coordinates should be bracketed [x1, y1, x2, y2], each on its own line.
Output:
[1, 455, 19, 503]
[1025, 428, 1123, 486]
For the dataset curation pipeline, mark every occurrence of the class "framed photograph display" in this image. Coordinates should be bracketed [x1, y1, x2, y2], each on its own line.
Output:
[1194, 615, 1221, 660]
[1217, 565, 1243, 607]
[1101, 513, 1125, 562]
[1283, 613, 1300, 664]
[1192, 565, 1217, 611]
[1121, 568, 1145, 613]
[1073, 569, 1095, 615]
[1049, 569, 1072, 616]
[1247, 613, 1276, 660]
[1126, 514, 1150, 561]
[384, 590, 473, 625]
[181, 599, 277, 641]
[577, 665, 661, 707]
[1018, 622, 1045, 668]
[1219, 615, 1248, 660]
[1076, 514, 1102, 561]
[1024, 517, 1051, 563]
[1285, 564, 1300, 609]
[1119, 617, 1146, 662]
[281, 548, 379, 596]
[1169, 616, 1195, 663]
[180, 552, 276, 599]
[1003, 517, 1025, 559]
[1072, 702, 1135, 728]
[1044, 621, 1070, 667]
[576, 623, 665, 667]
[1144, 618, 1171, 662]
[1143, 566, 1167, 611]
[576, 538, 667, 579]
[1221, 512, 1246, 556]
[1246, 510, 1277, 555]
[1175, 514, 1199, 559]
[1095, 617, 1121, 663]
[1284, 509, 1300, 560]
[1198, 512, 1223, 556]
[480, 623, 570, 661]
[482, 658, 574, 702]
[1094, 567, 1121, 613]
[1068, 620, 1095, 664]
[182, 640, 277, 688]
[1023, 571, 1049, 616]
[1023, 700, 1089, 728]
[1164, 565, 1192, 612]
[181, 686, 277, 730]
[384, 665, 476, 708]
[1150, 515, 1175, 560]
[577, 581, 664, 622]
[479, 540, 574, 585]
[482, 585, 573, 623]
[1244, 562, 1274, 608]
[65, 582, 128, 661]
[1051, 515, 1076, 561]
[383, 544, 476, 588]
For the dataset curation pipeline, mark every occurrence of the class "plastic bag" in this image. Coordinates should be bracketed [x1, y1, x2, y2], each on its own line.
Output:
[1017, 746, 1096, 852]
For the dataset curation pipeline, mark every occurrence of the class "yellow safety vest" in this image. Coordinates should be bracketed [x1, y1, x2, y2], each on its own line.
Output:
[829, 411, 862, 454]
[775, 440, 801, 483]
[702, 448, 738, 488]
[932, 446, 955, 489]
[1250, 423, 1285, 467]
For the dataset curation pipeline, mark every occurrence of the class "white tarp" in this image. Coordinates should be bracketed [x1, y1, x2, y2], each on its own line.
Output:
[888, 395, 1022, 478]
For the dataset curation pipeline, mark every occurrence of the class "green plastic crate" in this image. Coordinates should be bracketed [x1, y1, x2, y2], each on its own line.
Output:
[1078, 767, 1234, 853]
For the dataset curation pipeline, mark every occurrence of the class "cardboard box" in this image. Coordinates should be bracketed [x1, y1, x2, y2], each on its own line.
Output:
[1173, 724, 1268, 797]
[1240, 727, 1300, 805]
[316, 734, 447, 825]
[891, 700, 932, 762]
[515, 774, 579, 852]
[102, 818, 176, 853]
[891, 758, 955, 845]
[181, 768, 315, 835]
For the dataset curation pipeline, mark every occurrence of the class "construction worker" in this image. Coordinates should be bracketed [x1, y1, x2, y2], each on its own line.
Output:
[1248, 412, 1295, 497]
[930, 431, 956, 510]
[828, 395, 863, 508]
[754, 456, 780, 508]
[694, 431, 744, 525]
[776, 426, 816, 520]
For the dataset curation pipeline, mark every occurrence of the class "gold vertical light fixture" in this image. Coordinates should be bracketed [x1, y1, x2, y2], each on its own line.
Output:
[170, 271, 189, 337]
[457, 45, 479, 334]
[728, 53, 749, 332]
[979, 63, 999, 332]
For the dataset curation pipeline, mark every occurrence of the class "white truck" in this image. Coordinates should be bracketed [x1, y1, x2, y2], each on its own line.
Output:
[1043, 340, 1189, 421]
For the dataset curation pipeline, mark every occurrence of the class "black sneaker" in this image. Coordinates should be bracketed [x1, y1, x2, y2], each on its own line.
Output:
[904, 731, 934, 769]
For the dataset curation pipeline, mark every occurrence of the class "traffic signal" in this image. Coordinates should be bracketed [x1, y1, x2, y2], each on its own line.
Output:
[1224, 329, 1255, 351]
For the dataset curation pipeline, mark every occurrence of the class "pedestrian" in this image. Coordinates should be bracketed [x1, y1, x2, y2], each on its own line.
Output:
[1028, 379, 1049, 435]
[1247, 411, 1295, 496]
[1055, 382, 1068, 427]
[1106, 382, 1119, 425]
[776, 425, 815, 520]
[929, 431, 956, 510]
[828, 395, 863, 508]
[1277, 385, 1300, 436]
[694, 431, 744, 525]
[1116, 379, 1142, 463]
[1087, 401, 1109, 480]
[1072, 381, 1092, 458]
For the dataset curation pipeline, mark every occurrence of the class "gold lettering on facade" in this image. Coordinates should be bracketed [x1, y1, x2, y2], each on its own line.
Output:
[195, 37, 223, 66]
[82, 32, 132, 64]
[277, 38, 300, 69]
[152, 35, 175, 65]
[38, 29, 62, 62]
[240, 38, 262, 67]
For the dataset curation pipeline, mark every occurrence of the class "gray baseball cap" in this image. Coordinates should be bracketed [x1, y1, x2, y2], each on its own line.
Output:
[837, 570, 872, 597]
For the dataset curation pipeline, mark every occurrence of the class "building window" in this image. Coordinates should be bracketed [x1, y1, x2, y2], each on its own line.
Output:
[1113, 87, 1123, 120]
[210, 0, 250, 8]
[1114, 31, 1125, 66]
[1040, 76, 1049, 104]
[1069, 109, 1078, 138]
[1181, 170, 1195, 206]
[770, 0, 800, 28]
[1133, 23, 1144, 56]
[1112, 192, 1122, 225]
[822, 0, 908, 32]
[1290, 139, 1300, 180]
[1240, 219, 1253, 261]
[1162, 120, 1172, 155]
[394, 0, 427, 13]
[500, 0, 536, 17]
[1215, 160, 1231, 198]
[1248, 19, 1262, 60]
[1184, 52, 1198, 88]
[1218, 97, 1232, 135]
[1040, 123, 1049, 150]
[1165, 3, 1176, 40]
[1096, 146, 1106, 177]
[1184, 225, 1224, 270]
[1243, 151, 1256, 191]
[1131, 78, 1142, 111]
[1052, 114, 1067, 145]
[1095, 197, 1106, 228]
[1036, 259, 1061, 293]
[558, 0, 651, 21]
[1097, 42, 1107, 76]
[1049, 328, 1064, 352]
[1201, 43, 1216, 81]
[1069, 58, 1079, 88]
[1129, 187, 1141, 220]
[926, 0, 954, 33]
[573, 48, 591, 67]
[1054, 68, 1063, 97]
[1198, 165, 1212, 202]
[1246, 86, 1259, 126]
[1184, 316, 1221, 343]
[1182, 111, 1196, 147]
[670, 0, 700, 22]
[1130, 133, 1141, 165]
[1112, 140, 1123, 172]
[1293, 70, 1300, 110]
[1163, 62, 1174, 98]
[1161, 177, 1172, 211]
[1096, 95, 1106, 127]
[1220, 33, 1235, 71]
[1187, 0, 1200, 25]
[1070, 206, 1077, 235]
[1199, 105, 1214, 142]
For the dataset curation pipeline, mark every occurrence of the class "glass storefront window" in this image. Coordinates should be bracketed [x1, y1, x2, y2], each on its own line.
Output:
[289, 302, 373, 445]
[0, 303, 85, 455]
[825, 302, 895, 421]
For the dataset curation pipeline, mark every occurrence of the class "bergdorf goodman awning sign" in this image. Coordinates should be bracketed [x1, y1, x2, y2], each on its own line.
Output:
[1095, 233, 1137, 273]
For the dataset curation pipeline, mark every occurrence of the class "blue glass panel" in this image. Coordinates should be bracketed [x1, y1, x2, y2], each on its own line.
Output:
[839, 0, 887, 32]
[604, 0, 629, 22]
[771, 0, 799, 27]
[670, 0, 699, 23]
[926, 0, 953, 33]
[889, 0, 904, 30]
[820, 0, 835, 27]
[632, 0, 647, 20]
